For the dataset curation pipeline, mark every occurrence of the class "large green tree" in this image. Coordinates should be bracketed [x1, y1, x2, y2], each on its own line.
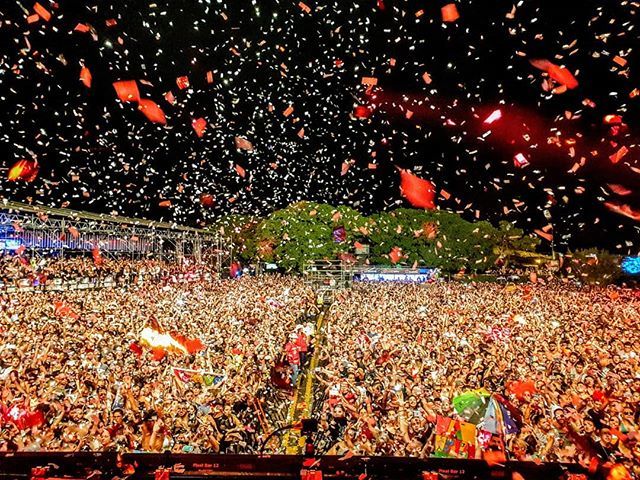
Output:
[245, 202, 367, 271]
[366, 209, 499, 273]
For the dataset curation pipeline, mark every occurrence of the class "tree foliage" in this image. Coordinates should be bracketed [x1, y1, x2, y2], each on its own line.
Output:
[215, 203, 545, 273]
[567, 248, 622, 285]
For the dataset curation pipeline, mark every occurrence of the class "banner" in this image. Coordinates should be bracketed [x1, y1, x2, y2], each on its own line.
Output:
[433, 415, 476, 459]
[173, 367, 226, 387]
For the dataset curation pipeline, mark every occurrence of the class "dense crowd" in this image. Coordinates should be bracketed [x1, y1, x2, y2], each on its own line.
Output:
[314, 282, 639, 474]
[1, 260, 639, 475]
[0, 253, 207, 288]
[0, 272, 315, 453]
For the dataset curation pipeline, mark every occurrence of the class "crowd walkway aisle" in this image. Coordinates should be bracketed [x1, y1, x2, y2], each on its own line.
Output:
[282, 305, 329, 454]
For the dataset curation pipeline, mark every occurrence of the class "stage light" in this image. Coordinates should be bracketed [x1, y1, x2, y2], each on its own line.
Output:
[621, 256, 640, 276]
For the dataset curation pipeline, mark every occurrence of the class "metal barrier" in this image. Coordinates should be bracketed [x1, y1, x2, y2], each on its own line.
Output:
[0, 452, 598, 480]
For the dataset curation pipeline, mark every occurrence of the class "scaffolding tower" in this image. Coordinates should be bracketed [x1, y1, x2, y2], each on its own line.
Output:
[302, 259, 354, 303]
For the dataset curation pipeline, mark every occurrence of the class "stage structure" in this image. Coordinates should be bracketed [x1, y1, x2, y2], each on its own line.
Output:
[303, 260, 354, 302]
[0, 200, 232, 272]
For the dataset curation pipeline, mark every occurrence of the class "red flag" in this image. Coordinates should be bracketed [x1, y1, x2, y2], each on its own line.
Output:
[151, 347, 167, 361]
[129, 341, 143, 356]
[138, 99, 167, 125]
[113, 80, 140, 103]
[92, 246, 103, 266]
[399, 169, 436, 209]
[80, 66, 92, 88]
[184, 338, 205, 355]
[192, 118, 207, 137]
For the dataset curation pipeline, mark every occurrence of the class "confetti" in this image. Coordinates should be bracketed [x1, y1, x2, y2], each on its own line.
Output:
[33, 3, 52, 22]
[113, 80, 141, 103]
[441, 4, 460, 23]
[176, 76, 190, 90]
[399, 169, 436, 210]
[192, 118, 207, 137]
[80, 66, 92, 88]
[138, 99, 167, 125]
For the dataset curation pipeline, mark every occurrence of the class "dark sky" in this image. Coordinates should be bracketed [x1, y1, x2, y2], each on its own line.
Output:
[0, 0, 639, 253]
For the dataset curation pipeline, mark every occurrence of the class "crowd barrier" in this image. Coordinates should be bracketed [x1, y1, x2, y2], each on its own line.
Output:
[0, 452, 598, 480]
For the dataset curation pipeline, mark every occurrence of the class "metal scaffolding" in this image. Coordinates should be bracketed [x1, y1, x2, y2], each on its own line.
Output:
[302, 259, 354, 302]
[0, 200, 232, 271]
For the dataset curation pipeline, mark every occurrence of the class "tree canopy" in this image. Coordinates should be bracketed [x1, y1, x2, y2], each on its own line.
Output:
[212, 202, 547, 273]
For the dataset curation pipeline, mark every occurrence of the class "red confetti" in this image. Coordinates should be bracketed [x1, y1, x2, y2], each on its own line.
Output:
[399, 169, 436, 210]
[74, 23, 90, 33]
[200, 193, 215, 207]
[113, 80, 140, 103]
[531, 59, 578, 89]
[298, 1, 311, 13]
[604, 201, 640, 221]
[441, 3, 460, 23]
[176, 76, 190, 90]
[206, 71, 214, 84]
[609, 146, 628, 164]
[192, 117, 207, 137]
[79, 66, 92, 88]
[33, 3, 51, 22]
[514, 153, 529, 168]
[389, 246, 403, 264]
[164, 91, 176, 105]
[283, 105, 294, 117]
[603, 114, 623, 125]
[138, 99, 167, 125]
[354, 105, 371, 119]
[534, 229, 553, 242]
[234, 136, 254, 151]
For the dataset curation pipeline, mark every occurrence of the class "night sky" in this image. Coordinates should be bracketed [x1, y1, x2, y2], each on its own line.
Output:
[0, 0, 639, 253]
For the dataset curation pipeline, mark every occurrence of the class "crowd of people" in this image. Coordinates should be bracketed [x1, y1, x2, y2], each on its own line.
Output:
[0, 270, 316, 453]
[313, 282, 639, 474]
[0, 253, 216, 290]
[1, 255, 639, 476]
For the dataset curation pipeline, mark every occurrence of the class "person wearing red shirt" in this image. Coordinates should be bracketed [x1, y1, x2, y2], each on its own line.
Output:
[284, 334, 301, 386]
